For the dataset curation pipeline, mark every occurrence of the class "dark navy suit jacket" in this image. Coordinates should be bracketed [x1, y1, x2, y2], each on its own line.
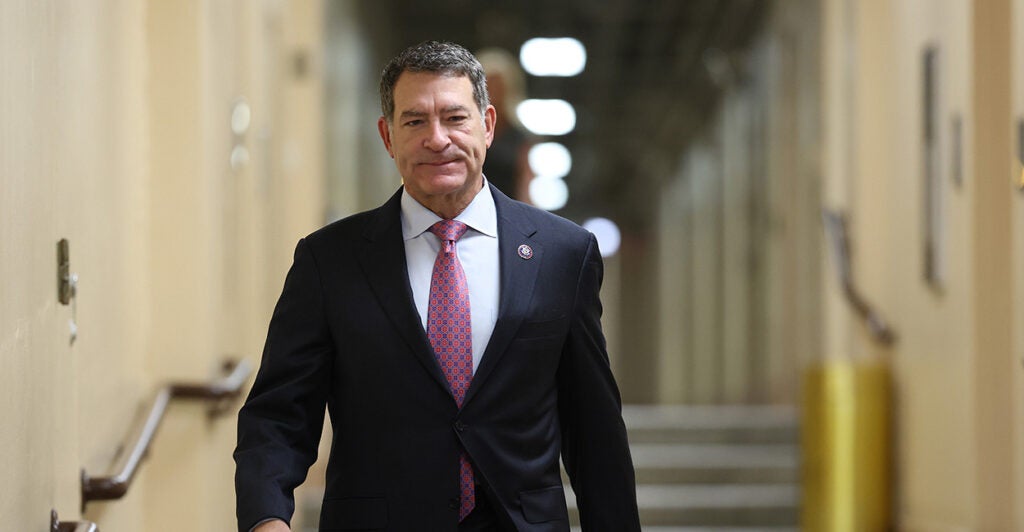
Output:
[234, 185, 640, 531]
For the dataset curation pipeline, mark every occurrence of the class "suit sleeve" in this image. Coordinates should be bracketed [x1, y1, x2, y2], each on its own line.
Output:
[557, 234, 641, 531]
[234, 239, 334, 532]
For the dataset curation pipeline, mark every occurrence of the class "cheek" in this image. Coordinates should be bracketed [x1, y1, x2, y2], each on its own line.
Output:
[464, 133, 488, 154]
[395, 140, 417, 161]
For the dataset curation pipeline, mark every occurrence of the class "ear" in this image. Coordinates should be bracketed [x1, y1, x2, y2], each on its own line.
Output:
[377, 116, 395, 158]
[483, 105, 497, 148]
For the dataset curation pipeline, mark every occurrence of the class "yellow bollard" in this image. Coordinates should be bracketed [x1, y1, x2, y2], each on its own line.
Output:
[801, 359, 891, 531]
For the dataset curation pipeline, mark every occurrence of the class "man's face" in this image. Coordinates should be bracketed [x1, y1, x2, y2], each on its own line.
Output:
[378, 72, 495, 208]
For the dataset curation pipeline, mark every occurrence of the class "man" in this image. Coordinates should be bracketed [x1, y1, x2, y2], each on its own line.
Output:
[234, 41, 640, 532]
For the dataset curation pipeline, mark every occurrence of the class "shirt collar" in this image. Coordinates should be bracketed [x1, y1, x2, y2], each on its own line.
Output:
[401, 180, 498, 241]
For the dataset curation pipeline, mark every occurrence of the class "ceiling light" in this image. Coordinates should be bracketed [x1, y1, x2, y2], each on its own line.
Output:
[516, 99, 576, 136]
[528, 142, 572, 180]
[582, 217, 621, 257]
[529, 177, 569, 211]
[520, 38, 587, 77]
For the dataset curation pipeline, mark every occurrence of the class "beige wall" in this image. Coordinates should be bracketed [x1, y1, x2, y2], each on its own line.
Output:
[653, 0, 821, 405]
[819, 0, 1023, 528]
[841, 0, 976, 526]
[656, 166, 691, 402]
[656, 0, 1023, 527]
[0, 1, 325, 529]
[971, 0, 1017, 528]
[1, 2, 151, 529]
[1014, 2, 1024, 528]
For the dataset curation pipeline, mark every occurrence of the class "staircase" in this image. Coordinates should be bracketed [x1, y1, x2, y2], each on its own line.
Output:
[568, 404, 800, 531]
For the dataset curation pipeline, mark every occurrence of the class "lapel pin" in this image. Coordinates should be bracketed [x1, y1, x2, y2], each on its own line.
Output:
[517, 244, 534, 260]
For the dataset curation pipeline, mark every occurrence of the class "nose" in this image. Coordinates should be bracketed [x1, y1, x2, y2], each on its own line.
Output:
[423, 120, 450, 151]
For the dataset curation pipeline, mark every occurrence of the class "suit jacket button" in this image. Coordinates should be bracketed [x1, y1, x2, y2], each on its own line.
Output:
[454, 420, 466, 432]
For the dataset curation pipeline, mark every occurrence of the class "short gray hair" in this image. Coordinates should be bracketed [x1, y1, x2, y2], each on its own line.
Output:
[379, 40, 490, 123]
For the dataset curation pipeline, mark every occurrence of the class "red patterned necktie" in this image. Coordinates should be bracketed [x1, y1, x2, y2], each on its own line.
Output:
[426, 219, 475, 521]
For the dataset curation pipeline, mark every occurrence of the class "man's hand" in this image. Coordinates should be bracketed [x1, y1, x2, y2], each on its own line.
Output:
[253, 519, 290, 532]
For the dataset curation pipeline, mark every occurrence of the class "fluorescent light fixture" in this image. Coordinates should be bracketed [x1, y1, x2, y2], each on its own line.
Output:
[529, 177, 569, 211]
[528, 142, 572, 180]
[582, 217, 621, 257]
[520, 38, 586, 77]
[517, 99, 576, 136]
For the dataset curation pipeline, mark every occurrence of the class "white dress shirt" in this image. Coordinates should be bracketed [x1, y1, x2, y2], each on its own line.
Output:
[401, 182, 500, 373]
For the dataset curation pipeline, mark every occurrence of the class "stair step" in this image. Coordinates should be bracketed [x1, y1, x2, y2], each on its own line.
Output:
[562, 443, 798, 484]
[632, 443, 798, 484]
[623, 405, 799, 444]
[566, 484, 799, 527]
[574, 528, 797, 532]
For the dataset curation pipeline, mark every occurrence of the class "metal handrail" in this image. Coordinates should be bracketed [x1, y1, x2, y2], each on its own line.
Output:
[58, 520, 98, 532]
[822, 210, 897, 346]
[80, 359, 252, 509]
[51, 509, 99, 532]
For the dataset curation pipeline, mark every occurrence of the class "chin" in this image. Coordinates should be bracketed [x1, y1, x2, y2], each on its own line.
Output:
[414, 173, 471, 194]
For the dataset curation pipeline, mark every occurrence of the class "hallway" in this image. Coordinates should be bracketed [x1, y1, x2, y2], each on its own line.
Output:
[4, 0, 1024, 530]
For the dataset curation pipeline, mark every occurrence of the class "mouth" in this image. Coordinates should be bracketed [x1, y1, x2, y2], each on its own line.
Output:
[421, 159, 460, 168]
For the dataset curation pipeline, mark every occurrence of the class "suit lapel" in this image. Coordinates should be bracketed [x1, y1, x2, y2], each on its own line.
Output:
[356, 188, 452, 396]
[464, 188, 543, 405]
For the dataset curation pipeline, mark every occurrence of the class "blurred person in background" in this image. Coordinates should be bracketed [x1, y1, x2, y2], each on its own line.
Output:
[478, 47, 534, 203]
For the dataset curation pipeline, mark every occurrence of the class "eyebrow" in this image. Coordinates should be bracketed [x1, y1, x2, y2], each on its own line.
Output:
[442, 104, 471, 114]
[397, 105, 472, 121]
[398, 110, 427, 120]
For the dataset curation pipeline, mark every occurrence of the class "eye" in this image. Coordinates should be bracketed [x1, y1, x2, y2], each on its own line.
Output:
[448, 115, 468, 123]
[403, 118, 424, 127]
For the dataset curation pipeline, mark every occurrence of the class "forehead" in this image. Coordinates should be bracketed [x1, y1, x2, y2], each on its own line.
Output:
[393, 71, 475, 110]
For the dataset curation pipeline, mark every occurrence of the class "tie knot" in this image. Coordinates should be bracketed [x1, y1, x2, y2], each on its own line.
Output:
[429, 219, 469, 242]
